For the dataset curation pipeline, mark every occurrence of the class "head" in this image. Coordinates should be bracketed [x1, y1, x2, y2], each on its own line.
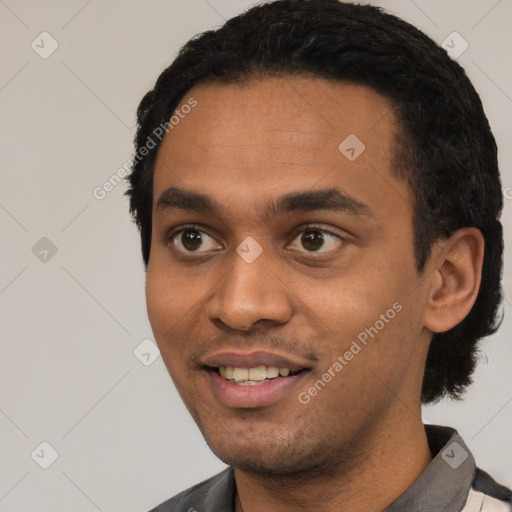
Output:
[126, 0, 503, 474]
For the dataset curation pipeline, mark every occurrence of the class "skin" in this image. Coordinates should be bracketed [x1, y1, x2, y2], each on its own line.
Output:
[146, 76, 484, 512]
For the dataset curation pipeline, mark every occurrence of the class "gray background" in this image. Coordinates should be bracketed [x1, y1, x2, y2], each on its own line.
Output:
[1, 0, 510, 510]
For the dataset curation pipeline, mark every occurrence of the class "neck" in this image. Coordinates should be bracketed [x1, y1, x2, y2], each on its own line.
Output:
[234, 413, 432, 512]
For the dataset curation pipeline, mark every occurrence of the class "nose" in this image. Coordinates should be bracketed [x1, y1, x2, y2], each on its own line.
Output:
[206, 247, 294, 332]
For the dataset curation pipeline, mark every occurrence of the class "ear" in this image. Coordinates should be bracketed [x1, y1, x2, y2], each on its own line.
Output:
[423, 227, 484, 334]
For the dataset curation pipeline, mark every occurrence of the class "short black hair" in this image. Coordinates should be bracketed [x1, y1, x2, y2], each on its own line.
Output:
[126, 0, 504, 403]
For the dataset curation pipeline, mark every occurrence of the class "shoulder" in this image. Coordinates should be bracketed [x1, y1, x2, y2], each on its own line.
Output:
[147, 467, 235, 512]
[462, 468, 512, 512]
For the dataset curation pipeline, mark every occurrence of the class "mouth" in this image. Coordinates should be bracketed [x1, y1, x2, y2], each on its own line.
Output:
[210, 365, 305, 385]
[201, 350, 313, 408]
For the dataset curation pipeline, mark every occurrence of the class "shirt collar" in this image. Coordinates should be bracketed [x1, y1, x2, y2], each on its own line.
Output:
[383, 425, 475, 512]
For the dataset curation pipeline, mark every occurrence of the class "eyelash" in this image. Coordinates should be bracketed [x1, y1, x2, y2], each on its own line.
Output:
[165, 223, 211, 244]
[165, 223, 344, 254]
[288, 223, 342, 242]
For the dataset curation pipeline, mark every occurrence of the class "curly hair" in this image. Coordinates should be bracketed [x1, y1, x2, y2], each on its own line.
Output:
[125, 0, 504, 403]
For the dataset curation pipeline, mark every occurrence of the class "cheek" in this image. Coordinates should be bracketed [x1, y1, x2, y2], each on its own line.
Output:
[299, 259, 420, 365]
[302, 266, 398, 328]
[145, 267, 169, 333]
[145, 260, 210, 373]
[145, 270, 189, 384]
[145, 262, 188, 343]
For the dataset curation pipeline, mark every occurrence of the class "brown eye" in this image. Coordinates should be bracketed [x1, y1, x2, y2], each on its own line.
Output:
[288, 226, 343, 254]
[301, 230, 325, 251]
[171, 228, 221, 254]
[181, 229, 203, 251]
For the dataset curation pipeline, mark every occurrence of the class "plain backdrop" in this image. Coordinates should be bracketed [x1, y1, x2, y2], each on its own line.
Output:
[1, 0, 511, 510]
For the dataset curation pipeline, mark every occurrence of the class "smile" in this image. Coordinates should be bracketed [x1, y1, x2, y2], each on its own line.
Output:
[217, 365, 301, 385]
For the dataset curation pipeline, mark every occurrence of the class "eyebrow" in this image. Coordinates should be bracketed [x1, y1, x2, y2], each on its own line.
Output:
[155, 186, 373, 218]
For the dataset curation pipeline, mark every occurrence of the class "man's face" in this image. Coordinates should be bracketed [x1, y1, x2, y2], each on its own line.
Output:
[146, 77, 433, 474]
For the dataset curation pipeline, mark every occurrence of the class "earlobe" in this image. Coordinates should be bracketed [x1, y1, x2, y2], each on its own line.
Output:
[423, 228, 484, 334]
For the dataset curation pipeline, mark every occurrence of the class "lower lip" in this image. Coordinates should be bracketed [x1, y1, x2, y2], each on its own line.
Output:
[207, 369, 307, 408]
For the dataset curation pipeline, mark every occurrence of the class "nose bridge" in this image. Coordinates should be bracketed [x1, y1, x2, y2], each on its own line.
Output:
[206, 244, 293, 330]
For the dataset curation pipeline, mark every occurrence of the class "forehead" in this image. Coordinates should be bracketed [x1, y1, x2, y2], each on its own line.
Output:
[152, 76, 411, 218]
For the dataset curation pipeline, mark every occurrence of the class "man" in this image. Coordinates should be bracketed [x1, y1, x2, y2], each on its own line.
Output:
[126, 1, 511, 510]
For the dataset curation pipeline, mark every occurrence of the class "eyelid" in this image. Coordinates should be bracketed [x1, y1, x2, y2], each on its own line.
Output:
[288, 223, 345, 241]
[286, 223, 346, 255]
[164, 222, 346, 254]
[165, 223, 223, 253]
[166, 223, 343, 239]
[166, 223, 214, 241]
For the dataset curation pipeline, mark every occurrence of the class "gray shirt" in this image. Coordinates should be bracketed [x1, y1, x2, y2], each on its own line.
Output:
[149, 425, 511, 512]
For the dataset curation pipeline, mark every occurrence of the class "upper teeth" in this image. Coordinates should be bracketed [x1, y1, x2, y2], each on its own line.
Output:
[219, 365, 291, 382]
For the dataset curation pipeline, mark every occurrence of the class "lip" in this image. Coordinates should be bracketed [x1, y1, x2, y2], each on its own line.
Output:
[201, 350, 314, 408]
[206, 368, 309, 408]
[202, 349, 313, 373]
[201, 349, 313, 409]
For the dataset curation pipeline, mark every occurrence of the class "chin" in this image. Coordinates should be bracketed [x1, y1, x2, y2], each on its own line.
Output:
[214, 449, 315, 476]
[203, 430, 327, 477]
